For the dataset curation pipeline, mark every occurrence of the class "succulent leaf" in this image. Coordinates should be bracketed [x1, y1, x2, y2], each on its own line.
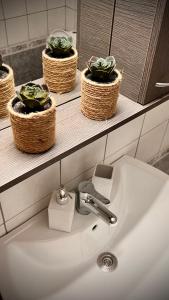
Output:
[47, 33, 73, 58]
[87, 56, 116, 82]
[15, 82, 51, 113]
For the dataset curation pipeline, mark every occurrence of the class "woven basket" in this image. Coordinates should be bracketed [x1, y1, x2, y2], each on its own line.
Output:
[42, 48, 78, 93]
[0, 64, 15, 118]
[81, 69, 122, 121]
[7, 97, 56, 154]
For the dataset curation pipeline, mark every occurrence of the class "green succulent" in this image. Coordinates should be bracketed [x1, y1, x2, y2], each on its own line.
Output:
[87, 56, 116, 82]
[15, 82, 51, 113]
[47, 35, 73, 58]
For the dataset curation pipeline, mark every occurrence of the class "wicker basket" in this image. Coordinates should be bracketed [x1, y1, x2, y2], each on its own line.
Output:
[42, 48, 78, 93]
[81, 68, 122, 121]
[7, 97, 56, 154]
[0, 64, 15, 118]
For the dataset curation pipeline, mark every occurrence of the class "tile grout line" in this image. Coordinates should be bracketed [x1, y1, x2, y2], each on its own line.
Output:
[134, 113, 146, 158]
[156, 119, 169, 159]
[0, 202, 7, 233]
[103, 134, 108, 163]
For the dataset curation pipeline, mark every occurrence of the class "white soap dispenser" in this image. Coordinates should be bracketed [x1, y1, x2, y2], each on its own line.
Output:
[48, 185, 75, 232]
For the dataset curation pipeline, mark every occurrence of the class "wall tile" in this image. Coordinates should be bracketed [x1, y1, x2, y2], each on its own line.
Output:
[28, 11, 47, 39]
[0, 224, 6, 237]
[0, 20, 7, 47]
[141, 100, 169, 135]
[66, 0, 77, 10]
[5, 195, 49, 232]
[64, 167, 94, 192]
[0, 210, 3, 225]
[48, 7, 65, 32]
[160, 121, 169, 154]
[104, 139, 138, 165]
[136, 121, 167, 162]
[26, 0, 46, 13]
[47, 0, 65, 9]
[66, 7, 77, 31]
[2, 0, 26, 18]
[0, 0, 4, 20]
[61, 137, 106, 184]
[1, 161, 60, 221]
[105, 115, 145, 159]
[6, 16, 28, 45]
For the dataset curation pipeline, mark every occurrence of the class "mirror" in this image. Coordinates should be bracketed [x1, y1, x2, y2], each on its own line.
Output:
[0, 0, 79, 129]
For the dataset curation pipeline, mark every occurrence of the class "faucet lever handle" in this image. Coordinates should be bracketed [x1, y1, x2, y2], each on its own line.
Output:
[78, 181, 110, 205]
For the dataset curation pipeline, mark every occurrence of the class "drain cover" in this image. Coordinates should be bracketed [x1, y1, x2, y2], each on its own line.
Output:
[97, 252, 118, 272]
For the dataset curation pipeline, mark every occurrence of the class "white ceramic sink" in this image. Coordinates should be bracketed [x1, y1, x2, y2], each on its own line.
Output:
[0, 156, 169, 300]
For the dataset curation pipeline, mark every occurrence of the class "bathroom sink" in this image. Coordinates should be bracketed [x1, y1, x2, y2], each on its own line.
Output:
[0, 156, 169, 300]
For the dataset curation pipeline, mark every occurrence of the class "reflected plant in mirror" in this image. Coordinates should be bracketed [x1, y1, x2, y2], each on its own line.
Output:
[14, 83, 51, 114]
[47, 34, 73, 58]
[0, 55, 8, 79]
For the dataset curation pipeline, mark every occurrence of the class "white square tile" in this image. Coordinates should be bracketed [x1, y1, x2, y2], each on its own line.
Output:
[64, 167, 94, 191]
[2, 0, 26, 18]
[61, 137, 106, 184]
[1, 162, 60, 221]
[0, 0, 4, 20]
[0, 20, 7, 47]
[65, 7, 77, 31]
[6, 16, 28, 45]
[47, 0, 65, 9]
[28, 11, 47, 39]
[136, 121, 167, 162]
[0, 224, 6, 237]
[142, 100, 169, 135]
[6, 196, 49, 232]
[105, 115, 145, 158]
[104, 139, 138, 165]
[160, 121, 169, 154]
[66, 0, 77, 10]
[48, 7, 65, 32]
[26, 0, 46, 13]
[0, 210, 3, 225]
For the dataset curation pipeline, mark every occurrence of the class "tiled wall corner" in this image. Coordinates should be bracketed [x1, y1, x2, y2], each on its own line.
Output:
[104, 115, 145, 164]
[61, 136, 107, 186]
[0, 161, 60, 231]
[66, 0, 77, 32]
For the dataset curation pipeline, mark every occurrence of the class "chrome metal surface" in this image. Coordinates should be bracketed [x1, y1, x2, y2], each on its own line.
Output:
[155, 82, 169, 87]
[97, 252, 118, 272]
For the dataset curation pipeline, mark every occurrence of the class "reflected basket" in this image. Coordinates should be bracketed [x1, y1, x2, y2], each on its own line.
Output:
[0, 64, 15, 118]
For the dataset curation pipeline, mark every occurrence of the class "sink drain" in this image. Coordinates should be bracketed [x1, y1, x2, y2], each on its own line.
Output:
[97, 252, 118, 272]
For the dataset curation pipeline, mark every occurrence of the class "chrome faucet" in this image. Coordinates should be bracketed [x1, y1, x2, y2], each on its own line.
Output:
[76, 181, 117, 225]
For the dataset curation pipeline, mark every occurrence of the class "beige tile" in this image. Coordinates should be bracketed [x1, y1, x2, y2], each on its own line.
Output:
[6, 195, 49, 232]
[64, 167, 94, 191]
[0, 210, 3, 225]
[61, 137, 106, 184]
[1, 161, 60, 221]
[160, 121, 169, 154]
[66, 0, 77, 10]
[47, 0, 65, 9]
[26, 0, 46, 13]
[105, 115, 144, 158]
[66, 7, 77, 31]
[2, 0, 26, 18]
[48, 7, 65, 32]
[104, 139, 138, 165]
[0, 20, 7, 47]
[142, 100, 169, 135]
[28, 11, 47, 39]
[0, 0, 4, 20]
[6, 16, 28, 45]
[0, 224, 6, 237]
[136, 122, 167, 162]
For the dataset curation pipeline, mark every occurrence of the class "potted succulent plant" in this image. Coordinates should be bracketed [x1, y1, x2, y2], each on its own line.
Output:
[0, 55, 15, 118]
[81, 56, 122, 121]
[42, 31, 78, 93]
[7, 82, 56, 153]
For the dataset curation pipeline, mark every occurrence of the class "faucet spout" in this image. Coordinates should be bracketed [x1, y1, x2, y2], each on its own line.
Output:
[76, 181, 117, 226]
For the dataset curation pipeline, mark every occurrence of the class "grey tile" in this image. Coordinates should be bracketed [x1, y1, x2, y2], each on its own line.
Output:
[0, 20, 7, 48]
[154, 153, 169, 174]
[0, 0, 4, 20]
[28, 11, 47, 39]
[7, 45, 44, 85]
[2, 0, 26, 18]
[48, 7, 65, 32]
[6, 16, 28, 45]
[47, 0, 65, 9]
[26, 0, 46, 13]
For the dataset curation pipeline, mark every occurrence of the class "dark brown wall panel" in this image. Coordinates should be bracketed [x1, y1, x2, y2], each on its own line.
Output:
[77, 0, 115, 70]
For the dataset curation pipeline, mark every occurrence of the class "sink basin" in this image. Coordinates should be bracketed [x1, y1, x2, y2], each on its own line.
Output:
[0, 156, 169, 300]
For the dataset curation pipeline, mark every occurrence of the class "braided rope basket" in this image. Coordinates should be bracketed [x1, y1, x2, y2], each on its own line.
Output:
[81, 69, 122, 121]
[7, 97, 56, 154]
[0, 64, 15, 118]
[42, 48, 78, 94]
